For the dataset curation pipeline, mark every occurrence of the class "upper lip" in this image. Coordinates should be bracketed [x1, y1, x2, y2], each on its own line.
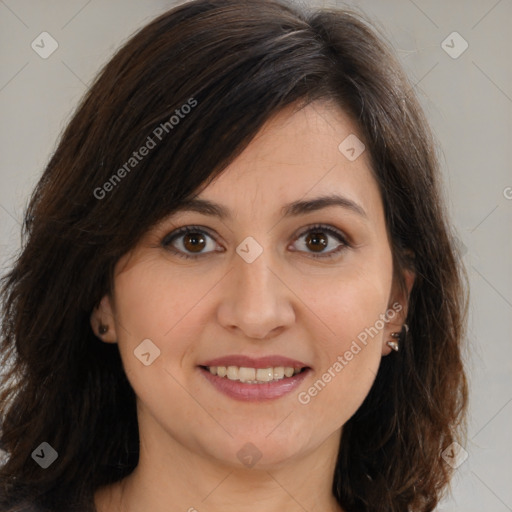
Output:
[200, 355, 310, 369]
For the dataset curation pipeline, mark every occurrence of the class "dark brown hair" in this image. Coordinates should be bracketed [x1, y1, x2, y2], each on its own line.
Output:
[0, 1, 468, 510]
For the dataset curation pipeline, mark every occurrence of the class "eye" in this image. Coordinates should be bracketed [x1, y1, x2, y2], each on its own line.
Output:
[161, 225, 221, 259]
[291, 224, 349, 259]
[161, 223, 350, 260]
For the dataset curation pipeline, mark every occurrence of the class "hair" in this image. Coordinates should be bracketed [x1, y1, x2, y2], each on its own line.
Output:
[0, 0, 468, 510]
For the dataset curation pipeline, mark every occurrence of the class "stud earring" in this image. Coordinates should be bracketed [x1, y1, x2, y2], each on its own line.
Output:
[386, 334, 400, 352]
[98, 323, 109, 335]
[386, 323, 408, 352]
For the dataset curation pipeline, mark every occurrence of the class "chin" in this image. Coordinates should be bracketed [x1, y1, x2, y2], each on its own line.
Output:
[203, 423, 313, 469]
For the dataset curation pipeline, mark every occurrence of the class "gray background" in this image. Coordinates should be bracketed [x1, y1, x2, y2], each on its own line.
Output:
[1, 0, 511, 510]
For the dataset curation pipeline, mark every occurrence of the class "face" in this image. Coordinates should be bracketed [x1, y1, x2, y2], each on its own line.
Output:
[92, 101, 412, 470]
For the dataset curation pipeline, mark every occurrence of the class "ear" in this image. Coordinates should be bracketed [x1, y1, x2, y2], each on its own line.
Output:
[90, 295, 118, 343]
[381, 268, 415, 356]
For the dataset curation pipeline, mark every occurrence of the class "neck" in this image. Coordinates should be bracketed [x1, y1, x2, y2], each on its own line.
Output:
[95, 422, 344, 512]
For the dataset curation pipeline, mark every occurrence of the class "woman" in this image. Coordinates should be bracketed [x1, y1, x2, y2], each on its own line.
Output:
[0, 0, 468, 510]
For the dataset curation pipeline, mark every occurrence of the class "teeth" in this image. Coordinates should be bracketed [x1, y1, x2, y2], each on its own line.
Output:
[238, 367, 256, 382]
[273, 367, 285, 380]
[227, 366, 238, 380]
[284, 367, 294, 378]
[206, 365, 303, 383]
[256, 368, 273, 382]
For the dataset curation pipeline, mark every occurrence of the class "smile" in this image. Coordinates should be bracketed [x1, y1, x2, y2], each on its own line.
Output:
[203, 365, 305, 383]
[198, 355, 312, 401]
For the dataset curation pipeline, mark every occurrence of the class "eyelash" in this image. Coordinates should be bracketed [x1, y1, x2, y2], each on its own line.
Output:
[161, 224, 350, 260]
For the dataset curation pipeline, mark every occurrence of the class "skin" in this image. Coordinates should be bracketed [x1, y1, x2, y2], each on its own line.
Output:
[91, 100, 414, 512]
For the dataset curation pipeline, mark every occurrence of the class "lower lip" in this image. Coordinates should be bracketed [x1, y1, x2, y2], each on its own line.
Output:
[199, 367, 311, 401]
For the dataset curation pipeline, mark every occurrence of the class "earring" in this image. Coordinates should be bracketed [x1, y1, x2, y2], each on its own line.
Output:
[386, 334, 400, 352]
[386, 323, 408, 352]
[98, 323, 109, 335]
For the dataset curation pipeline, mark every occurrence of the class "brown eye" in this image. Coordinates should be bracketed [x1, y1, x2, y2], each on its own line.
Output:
[183, 232, 206, 253]
[161, 226, 219, 259]
[162, 224, 349, 261]
[305, 231, 328, 252]
[292, 224, 349, 260]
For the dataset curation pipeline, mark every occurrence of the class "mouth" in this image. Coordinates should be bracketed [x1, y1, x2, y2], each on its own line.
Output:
[199, 364, 307, 384]
[197, 355, 311, 401]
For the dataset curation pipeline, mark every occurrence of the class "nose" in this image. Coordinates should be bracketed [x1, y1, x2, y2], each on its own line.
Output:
[216, 247, 295, 340]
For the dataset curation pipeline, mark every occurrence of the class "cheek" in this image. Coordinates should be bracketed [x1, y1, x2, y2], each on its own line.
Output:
[295, 254, 392, 422]
[297, 247, 392, 349]
[113, 258, 214, 341]
[111, 259, 219, 383]
[110, 261, 214, 428]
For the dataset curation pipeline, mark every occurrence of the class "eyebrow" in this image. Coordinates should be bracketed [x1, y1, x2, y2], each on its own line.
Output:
[173, 194, 367, 220]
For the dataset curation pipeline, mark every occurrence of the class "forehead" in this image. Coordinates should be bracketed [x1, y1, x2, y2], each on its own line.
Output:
[178, 101, 383, 224]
